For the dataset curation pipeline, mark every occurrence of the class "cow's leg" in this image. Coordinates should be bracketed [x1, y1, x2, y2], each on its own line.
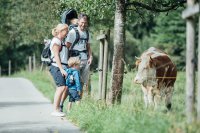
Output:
[165, 87, 173, 110]
[153, 94, 161, 110]
[147, 86, 154, 108]
[141, 85, 148, 108]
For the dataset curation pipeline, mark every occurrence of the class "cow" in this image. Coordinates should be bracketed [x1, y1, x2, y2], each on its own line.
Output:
[134, 47, 177, 110]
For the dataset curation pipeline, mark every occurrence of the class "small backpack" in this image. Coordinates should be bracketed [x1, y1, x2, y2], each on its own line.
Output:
[66, 69, 75, 86]
[41, 39, 52, 66]
[41, 39, 66, 66]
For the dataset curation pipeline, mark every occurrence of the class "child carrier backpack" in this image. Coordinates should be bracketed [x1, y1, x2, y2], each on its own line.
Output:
[61, 9, 89, 57]
[41, 39, 52, 66]
[61, 9, 78, 25]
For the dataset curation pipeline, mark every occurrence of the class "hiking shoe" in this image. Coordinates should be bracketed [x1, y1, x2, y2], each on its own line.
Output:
[51, 111, 65, 117]
[60, 105, 63, 112]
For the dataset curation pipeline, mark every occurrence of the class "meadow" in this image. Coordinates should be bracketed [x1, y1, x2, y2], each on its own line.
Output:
[14, 70, 200, 133]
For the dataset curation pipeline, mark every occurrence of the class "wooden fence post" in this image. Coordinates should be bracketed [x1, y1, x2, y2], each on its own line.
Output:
[102, 30, 110, 101]
[29, 56, 32, 72]
[97, 30, 105, 100]
[40, 62, 44, 71]
[186, 0, 195, 123]
[8, 60, 11, 76]
[33, 54, 36, 71]
[198, 4, 200, 121]
[0, 66, 1, 76]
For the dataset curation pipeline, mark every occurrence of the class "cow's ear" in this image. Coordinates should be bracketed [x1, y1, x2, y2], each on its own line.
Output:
[135, 59, 141, 67]
[149, 56, 156, 67]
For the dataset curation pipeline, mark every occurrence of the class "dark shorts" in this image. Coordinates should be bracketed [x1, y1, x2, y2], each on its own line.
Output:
[49, 65, 66, 87]
[69, 89, 80, 102]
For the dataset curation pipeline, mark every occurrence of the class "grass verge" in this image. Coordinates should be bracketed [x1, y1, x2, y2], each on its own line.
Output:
[13, 70, 200, 133]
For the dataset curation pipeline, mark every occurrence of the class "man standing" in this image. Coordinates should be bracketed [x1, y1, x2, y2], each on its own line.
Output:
[66, 13, 92, 96]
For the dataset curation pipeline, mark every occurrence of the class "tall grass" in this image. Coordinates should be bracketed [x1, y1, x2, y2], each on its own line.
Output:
[13, 70, 200, 133]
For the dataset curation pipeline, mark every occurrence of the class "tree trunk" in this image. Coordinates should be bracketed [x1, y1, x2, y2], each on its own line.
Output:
[110, 0, 126, 104]
[197, 1, 200, 121]
[186, 0, 195, 124]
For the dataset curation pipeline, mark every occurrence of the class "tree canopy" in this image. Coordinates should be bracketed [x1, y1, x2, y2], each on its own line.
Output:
[0, 0, 187, 74]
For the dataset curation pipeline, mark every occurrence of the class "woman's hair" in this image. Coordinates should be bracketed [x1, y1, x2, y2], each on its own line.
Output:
[68, 57, 81, 67]
[52, 24, 68, 36]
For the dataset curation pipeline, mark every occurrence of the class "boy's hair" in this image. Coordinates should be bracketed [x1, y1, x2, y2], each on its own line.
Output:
[70, 18, 78, 25]
[68, 57, 80, 67]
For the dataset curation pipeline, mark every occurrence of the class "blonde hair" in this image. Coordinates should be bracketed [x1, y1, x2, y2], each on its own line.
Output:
[68, 57, 81, 67]
[52, 24, 68, 36]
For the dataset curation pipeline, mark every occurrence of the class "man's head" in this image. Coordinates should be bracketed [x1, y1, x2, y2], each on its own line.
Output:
[78, 13, 89, 31]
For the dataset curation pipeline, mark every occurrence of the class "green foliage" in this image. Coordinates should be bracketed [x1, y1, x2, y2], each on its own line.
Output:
[0, 0, 187, 73]
[59, 0, 115, 30]
[0, 0, 59, 74]
[143, 8, 186, 70]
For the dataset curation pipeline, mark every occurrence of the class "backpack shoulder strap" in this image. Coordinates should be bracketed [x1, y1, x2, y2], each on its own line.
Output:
[70, 28, 80, 50]
[85, 30, 89, 43]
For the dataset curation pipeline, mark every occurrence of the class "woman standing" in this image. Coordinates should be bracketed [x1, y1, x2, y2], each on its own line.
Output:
[49, 24, 68, 117]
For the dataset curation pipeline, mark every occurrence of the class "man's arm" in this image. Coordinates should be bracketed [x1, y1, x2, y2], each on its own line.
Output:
[87, 43, 92, 65]
[65, 29, 76, 48]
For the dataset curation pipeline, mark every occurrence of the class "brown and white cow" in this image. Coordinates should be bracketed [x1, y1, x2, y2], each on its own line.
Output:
[134, 47, 177, 110]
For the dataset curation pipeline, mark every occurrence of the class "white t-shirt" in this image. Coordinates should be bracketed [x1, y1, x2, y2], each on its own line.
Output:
[66, 27, 91, 60]
[50, 37, 68, 67]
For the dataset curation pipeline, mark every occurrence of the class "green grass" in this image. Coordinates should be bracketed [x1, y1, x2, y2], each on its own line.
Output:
[13, 70, 200, 133]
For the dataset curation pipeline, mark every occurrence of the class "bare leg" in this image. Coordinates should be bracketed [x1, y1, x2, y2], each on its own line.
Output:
[53, 86, 66, 111]
[67, 102, 72, 112]
[60, 86, 68, 110]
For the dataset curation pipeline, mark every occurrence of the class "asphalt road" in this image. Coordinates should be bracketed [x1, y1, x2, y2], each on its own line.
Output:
[0, 77, 81, 133]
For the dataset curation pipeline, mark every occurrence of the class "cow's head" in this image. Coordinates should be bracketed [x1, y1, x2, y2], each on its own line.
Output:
[134, 56, 157, 85]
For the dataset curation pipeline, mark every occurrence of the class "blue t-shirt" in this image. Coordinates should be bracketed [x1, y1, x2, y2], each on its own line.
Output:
[65, 68, 82, 91]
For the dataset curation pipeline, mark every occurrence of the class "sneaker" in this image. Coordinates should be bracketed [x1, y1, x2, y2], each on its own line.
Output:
[60, 105, 63, 112]
[51, 111, 65, 117]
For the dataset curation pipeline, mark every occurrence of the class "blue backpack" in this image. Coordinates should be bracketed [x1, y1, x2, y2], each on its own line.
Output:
[66, 69, 75, 86]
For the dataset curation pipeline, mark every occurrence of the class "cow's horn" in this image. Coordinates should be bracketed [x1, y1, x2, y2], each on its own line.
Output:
[135, 56, 141, 60]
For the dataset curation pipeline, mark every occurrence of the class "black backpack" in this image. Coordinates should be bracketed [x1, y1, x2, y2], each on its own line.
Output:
[41, 39, 52, 66]
[41, 39, 67, 66]
[68, 28, 89, 57]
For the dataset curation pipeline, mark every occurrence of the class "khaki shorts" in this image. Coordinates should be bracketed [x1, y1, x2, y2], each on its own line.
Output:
[80, 59, 90, 85]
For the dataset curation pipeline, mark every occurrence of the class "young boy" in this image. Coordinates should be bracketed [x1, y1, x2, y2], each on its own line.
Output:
[65, 57, 82, 112]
